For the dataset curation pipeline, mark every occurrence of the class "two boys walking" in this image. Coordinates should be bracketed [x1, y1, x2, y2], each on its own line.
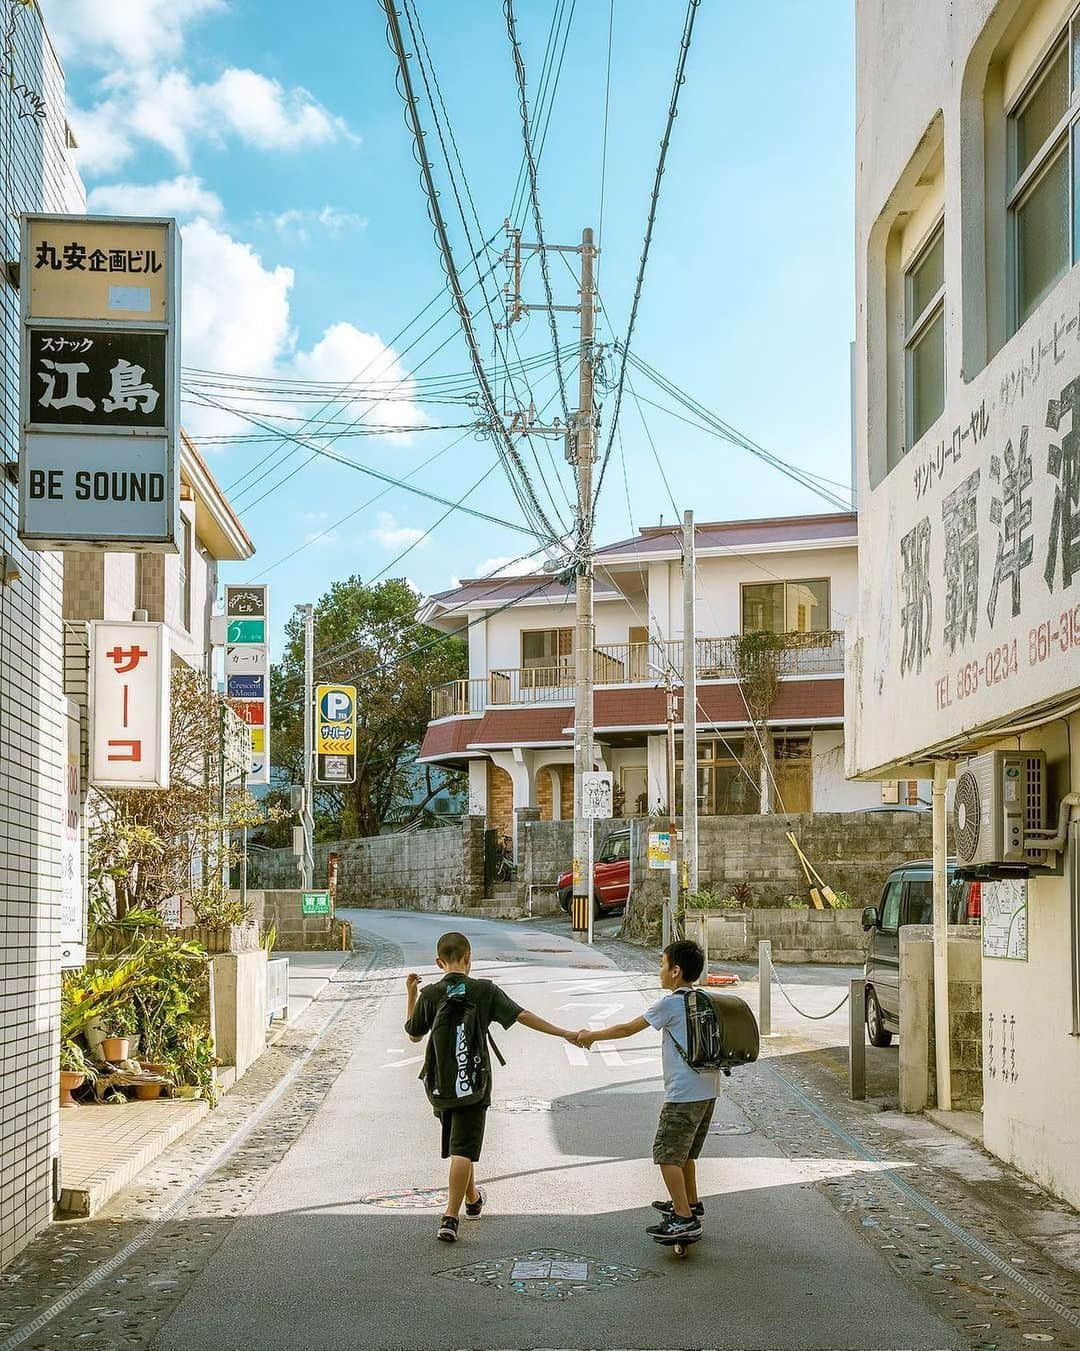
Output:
[404, 931, 717, 1244]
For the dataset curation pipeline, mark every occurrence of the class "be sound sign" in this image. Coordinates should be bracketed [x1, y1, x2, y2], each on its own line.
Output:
[315, 684, 356, 785]
[18, 214, 180, 551]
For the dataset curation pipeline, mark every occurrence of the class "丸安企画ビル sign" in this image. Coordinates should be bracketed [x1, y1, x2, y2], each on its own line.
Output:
[18, 214, 179, 553]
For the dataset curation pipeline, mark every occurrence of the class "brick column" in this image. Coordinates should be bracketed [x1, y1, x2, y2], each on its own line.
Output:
[461, 814, 487, 905]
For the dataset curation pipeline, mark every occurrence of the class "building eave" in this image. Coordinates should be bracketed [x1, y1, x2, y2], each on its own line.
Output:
[179, 429, 255, 562]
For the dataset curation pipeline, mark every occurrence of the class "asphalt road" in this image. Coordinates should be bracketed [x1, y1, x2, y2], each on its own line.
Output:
[151, 911, 958, 1351]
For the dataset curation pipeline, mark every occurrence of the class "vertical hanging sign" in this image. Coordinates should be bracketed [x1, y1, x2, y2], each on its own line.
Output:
[89, 621, 171, 788]
[225, 584, 270, 784]
[314, 684, 357, 785]
[18, 214, 180, 551]
[60, 700, 86, 968]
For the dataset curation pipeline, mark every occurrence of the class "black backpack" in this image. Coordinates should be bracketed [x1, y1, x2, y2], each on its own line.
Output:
[420, 980, 505, 1111]
[668, 988, 760, 1076]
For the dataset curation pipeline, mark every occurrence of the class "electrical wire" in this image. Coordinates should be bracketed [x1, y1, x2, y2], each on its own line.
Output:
[597, 0, 615, 271]
[381, 0, 564, 545]
[593, 0, 702, 510]
[504, 0, 571, 426]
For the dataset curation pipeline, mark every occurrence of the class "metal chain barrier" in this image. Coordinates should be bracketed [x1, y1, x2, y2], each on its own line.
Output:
[768, 954, 851, 1021]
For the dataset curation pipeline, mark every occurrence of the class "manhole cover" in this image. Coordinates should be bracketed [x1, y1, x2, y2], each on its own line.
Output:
[492, 1097, 571, 1114]
[708, 1122, 753, 1137]
[439, 1248, 654, 1301]
[360, 1188, 448, 1210]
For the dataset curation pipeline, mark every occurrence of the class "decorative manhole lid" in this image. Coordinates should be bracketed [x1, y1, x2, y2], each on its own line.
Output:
[360, 1187, 448, 1210]
[492, 1097, 572, 1114]
[708, 1122, 754, 1136]
[439, 1247, 654, 1301]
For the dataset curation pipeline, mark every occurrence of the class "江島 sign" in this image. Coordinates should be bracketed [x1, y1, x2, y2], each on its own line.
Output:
[89, 621, 170, 789]
[315, 684, 356, 785]
[225, 584, 269, 784]
[18, 214, 179, 552]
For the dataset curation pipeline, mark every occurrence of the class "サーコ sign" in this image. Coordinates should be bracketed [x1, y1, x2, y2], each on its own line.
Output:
[89, 621, 170, 789]
[18, 214, 179, 551]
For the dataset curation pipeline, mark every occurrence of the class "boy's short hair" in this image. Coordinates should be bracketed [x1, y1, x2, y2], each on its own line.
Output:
[437, 931, 471, 964]
[664, 938, 705, 983]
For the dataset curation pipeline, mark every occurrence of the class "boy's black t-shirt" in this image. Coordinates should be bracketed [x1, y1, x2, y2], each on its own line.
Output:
[405, 974, 523, 1110]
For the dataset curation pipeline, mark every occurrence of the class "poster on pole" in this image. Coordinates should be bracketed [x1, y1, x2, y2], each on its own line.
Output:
[581, 771, 613, 819]
[19, 214, 180, 551]
[648, 830, 672, 870]
[225, 584, 269, 784]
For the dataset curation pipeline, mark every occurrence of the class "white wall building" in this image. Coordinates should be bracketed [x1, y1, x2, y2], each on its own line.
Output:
[0, 1, 85, 1270]
[851, 0, 1080, 1207]
[421, 513, 889, 845]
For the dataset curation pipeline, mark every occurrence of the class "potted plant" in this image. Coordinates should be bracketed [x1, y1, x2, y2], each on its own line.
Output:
[100, 1003, 138, 1064]
[173, 1023, 219, 1106]
[59, 1041, 97, 1108]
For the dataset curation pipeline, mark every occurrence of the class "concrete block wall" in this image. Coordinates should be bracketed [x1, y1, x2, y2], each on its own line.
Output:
[899, 926, 983, 1113]
[687, 907, 870, 964]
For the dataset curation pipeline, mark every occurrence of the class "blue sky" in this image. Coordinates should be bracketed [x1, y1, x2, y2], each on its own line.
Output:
[41, 0, 855, 651]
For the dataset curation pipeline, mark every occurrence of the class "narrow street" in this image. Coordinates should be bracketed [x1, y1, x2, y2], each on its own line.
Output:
[0, 912, 1022, 1351]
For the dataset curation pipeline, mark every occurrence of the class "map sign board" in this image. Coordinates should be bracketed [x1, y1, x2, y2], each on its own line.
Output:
[19, 214, 179, 552]
[982, 878, 1028, 960]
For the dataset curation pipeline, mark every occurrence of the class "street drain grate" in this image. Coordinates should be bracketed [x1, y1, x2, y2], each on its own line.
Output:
[360, 1187, 448, 1210]
[439, 1247, 654, 1301]
[708, 1122, 754, 1137]
[492, 1097, 573, 1114]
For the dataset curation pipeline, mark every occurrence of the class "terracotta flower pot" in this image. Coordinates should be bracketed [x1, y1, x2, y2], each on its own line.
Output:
[133, 1082, 163, 1101]
[101, 1037, 131, 1062]
[59, 1071, 85, 1108]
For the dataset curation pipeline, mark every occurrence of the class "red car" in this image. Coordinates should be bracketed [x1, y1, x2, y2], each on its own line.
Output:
[558, 828, 631, 917]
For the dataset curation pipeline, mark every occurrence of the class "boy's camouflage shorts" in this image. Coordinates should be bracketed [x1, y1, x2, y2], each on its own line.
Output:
[652, 1098, 716, 1165]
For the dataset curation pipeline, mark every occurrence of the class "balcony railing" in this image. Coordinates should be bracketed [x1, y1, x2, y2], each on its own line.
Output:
[429, 630, 844, 718]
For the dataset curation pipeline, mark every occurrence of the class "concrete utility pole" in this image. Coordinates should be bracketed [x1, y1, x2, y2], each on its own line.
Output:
[931, 760, 951, 1110]
[298, 603, 315, 892]
[571, 227, 597, 929]
[664, 669, 678, 947]
[681, 509, 698, 897]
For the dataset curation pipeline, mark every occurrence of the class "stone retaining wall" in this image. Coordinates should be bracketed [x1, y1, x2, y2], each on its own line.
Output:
[684, 907, 870, 964]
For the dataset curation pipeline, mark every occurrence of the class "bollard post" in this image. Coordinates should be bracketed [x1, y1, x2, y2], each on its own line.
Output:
[849, 977, 866, 1101]
[758, 940, 771, 1037]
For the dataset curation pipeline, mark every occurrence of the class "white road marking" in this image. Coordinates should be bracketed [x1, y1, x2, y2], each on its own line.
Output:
[563, 1043, 589, 1067]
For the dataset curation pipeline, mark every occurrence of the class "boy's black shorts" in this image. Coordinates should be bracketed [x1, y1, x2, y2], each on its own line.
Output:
[438, 1104, 487, 1161]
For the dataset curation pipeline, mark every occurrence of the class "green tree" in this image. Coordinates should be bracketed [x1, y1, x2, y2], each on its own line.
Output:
[268, 577, 466, 839]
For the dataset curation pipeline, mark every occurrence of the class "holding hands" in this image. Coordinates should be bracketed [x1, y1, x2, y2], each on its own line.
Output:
[574, 1028, 598, 1048]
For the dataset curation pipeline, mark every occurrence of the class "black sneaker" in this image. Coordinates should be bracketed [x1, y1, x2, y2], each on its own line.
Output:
[651, 1199, 705, 1218]
[464, 1188, 486, 1220]
[437, 1215, 459, 1243]
[646, 1214, 702, 1240]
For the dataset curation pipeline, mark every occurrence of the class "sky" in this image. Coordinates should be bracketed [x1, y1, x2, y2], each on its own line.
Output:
[39, 0, 856, 653]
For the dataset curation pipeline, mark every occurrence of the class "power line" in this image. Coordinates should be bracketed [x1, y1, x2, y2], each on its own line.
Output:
[504, 0, 571, 426]
[597, 0, 615, 268]
[381, 0, 564, 545]
[593, 0, 702, 509]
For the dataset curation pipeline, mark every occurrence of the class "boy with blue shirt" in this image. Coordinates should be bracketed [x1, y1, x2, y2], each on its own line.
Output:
[577, 939, 716, 1242]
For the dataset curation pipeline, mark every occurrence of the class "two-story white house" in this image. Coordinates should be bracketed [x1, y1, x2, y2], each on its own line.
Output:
[850, 0, 1080, 1207]
[420, 511, 885, 845]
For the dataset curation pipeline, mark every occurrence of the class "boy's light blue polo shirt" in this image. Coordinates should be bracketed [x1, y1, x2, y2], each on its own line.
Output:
[644, 986, 721, 1103]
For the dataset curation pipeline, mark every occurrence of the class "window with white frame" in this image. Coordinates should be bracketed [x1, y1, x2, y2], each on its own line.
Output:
[904, 220, 945, 447]
[1008, 19, 1079, 331]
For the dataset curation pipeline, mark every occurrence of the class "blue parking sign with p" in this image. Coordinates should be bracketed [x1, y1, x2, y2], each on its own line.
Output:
[314, 683, 357, 785]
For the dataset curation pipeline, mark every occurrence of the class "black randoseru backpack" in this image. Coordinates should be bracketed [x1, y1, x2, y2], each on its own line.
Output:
[669, 988, 760, 1076]
[420, 985, 505, 1111]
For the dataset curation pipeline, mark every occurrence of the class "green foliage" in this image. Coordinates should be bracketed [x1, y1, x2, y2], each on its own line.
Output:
[266, 577, 466, 840]
[60, 954, 153, 1042]
[188, 882, 251, 928]
[686, 882, 753, 910]
[830, 889, 855, 909]
[59, 1041, 98, 1078]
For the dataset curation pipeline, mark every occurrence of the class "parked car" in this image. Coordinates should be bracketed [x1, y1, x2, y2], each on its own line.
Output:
[557, 828, 631, 918]
[861, 859, 982, 1047]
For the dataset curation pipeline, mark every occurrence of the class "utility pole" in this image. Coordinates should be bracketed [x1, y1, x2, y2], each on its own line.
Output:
[572, 227, 597, 932]
[682, 509, 698, 898]
[297, 603, 315, 891]
[664, 669, 678, 947]
[501, 225, 597, 932]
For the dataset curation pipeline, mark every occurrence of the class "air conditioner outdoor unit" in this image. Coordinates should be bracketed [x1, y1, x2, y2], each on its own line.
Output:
[953, 750, 1048, 869]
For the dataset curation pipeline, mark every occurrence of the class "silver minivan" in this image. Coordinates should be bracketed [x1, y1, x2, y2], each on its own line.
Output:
[860, 860, 981, 1046]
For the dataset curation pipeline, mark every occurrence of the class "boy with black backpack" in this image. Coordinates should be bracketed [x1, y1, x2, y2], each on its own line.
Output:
[405, 930, 578, 1243]
[577, 938, 754, 1245]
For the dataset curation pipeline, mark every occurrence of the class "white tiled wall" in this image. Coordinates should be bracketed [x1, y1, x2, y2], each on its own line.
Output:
[0, 6, 85, 1270]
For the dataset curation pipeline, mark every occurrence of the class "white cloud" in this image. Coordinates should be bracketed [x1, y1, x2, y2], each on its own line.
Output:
[475, 554, 543, 579]
[292, 323, 426, 436]
[372, 513, 426, 551]
[69, 68, 355, 174]
[39, 0, 224, 70]
[268, 205, 367, 242]
[87, 175, 223, 220]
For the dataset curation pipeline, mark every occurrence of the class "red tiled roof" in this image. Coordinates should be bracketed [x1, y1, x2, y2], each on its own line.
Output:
[468, 706, 573, 747]
[419, 716, 483, 761]
[594, 512, 857, 560]
[697, 679, 843, 723]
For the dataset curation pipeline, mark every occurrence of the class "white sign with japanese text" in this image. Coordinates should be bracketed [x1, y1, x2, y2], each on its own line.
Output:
[581, 771, 614, 819]
[849, 265, 1080, 776]
[90, 621, 170, 789]
[18, 213, 179, 553]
